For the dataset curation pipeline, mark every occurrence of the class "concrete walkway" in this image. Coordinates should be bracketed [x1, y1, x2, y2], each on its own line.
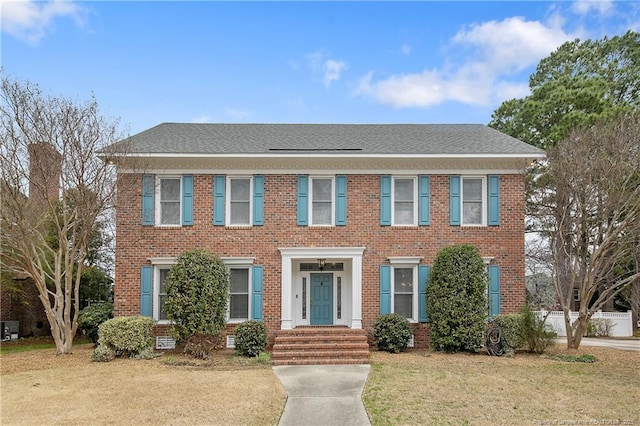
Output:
[273, 365, 371, 426]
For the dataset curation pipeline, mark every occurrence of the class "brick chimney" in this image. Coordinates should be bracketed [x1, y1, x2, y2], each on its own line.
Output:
[28, 143, 62, 205]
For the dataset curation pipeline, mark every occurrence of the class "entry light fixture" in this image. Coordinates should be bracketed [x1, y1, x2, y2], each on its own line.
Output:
[317, 258, 326, 271]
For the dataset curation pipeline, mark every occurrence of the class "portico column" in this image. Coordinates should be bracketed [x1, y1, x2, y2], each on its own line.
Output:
[351, 253, 363, 329]
[280, 253, 293, 330]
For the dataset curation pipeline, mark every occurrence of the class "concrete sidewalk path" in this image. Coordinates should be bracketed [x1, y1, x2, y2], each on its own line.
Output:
[273, 365, 371, 426]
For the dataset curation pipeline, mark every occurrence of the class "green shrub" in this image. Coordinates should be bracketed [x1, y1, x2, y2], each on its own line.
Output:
[552, 354, 597, 363]
[183, 333, 223, 360]
[427, 244, 488, 353]
[91, 344, 115, 362]
[585, 318, 614, 337]
[520, 305, 556, 354]
[78, 302, 113, 346]
[373, 313, 412, 353]
[96, 315, 155, 358]
[234, 320, 268, 357]
[490, 313, 524, 354]
[163, 249, 230, 341]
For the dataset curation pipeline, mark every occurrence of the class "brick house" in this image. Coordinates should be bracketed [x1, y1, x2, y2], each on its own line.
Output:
[108, 123, 543, 361]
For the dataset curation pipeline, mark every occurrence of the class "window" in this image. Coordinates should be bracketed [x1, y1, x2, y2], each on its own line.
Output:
[155, 267, 171, 322]
[158, 177, 181, 225]
[228, 177, 251, 225]
[310, 177, 333, 225]
[229, 268, 250, 321]
[462, 177, 485, 225]
[393, 178, 416, 225]
[393, 267, 415, 319]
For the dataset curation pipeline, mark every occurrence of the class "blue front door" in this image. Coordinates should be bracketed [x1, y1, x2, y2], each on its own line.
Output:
[311, 273, 333, 325]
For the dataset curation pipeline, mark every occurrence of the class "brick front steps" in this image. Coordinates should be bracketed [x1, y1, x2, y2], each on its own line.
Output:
[271, 326, 370, 366]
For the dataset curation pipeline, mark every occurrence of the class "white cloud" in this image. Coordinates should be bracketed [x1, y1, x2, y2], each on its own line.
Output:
[354, 16, 576, 108]
[572, 0, 614, 16]
[224, 107, 250, 121]
[1, 0, 85, 44]
[191, 115, 212, 123]
[323, 59, 347, 88]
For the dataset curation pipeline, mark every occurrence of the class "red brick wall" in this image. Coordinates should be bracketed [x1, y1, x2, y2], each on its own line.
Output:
[115, 173, 526, 348]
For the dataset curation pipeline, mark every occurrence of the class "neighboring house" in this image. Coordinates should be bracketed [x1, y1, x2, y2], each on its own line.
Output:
[107, 123, 543, 353]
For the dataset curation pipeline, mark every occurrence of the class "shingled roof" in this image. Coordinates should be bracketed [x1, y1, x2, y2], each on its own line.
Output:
[112, 123, 543, 156]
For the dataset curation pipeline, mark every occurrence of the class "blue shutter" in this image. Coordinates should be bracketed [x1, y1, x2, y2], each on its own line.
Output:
[380, 175, 391, 226]
[449, 175, 461, 226]
[253, 175, 264, 226]
[418, 265, 430, 323]
[213, 175, 226, 226]
[251, 266, 263, 321]
[335, 175, 347, 226]
[182, 175, 194, 226]
[488, 175, 500, 226]
[297, 175, 309, 226]
[142, 174, 155, 226]
[140, 266, 153, 317]
[488, 265, 501, 317]
[379, 265, 391, 314]
[418, 175, 431, 225]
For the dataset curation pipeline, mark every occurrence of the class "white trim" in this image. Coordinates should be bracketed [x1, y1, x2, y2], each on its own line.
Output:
[120, 168, 527, 175]
[113, 152, 545, 159]
[148, 257, 177, 265]
[228, 266, 252, 323]
[226, 176, 253, 226]
[390, 264, 419, 323]
[461, 176, 487, 226]
[391, 176, 418, 226]
[220, 257, 256, 265]
[388, 256, 423, 265]
[309, 176, 335, 226]
[279, 247, 365, 330]
[155, 175, 182, 226]
[482, 256, 495, 265]
[154, 265, 172, 324]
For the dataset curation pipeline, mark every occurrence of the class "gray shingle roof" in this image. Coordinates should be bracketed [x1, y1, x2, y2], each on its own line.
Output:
[111, 123, 543, 156]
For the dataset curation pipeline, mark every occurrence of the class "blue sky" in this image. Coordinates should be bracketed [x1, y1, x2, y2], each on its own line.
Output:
[1, 1, 638, 135]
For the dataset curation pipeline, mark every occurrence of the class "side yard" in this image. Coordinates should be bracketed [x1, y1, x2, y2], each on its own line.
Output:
[364, 346, 640, 425]
[1, 344, 286, 425]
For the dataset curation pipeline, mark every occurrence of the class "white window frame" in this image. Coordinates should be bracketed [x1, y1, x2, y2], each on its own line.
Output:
[222, 257, 255, 323]
[226, 176, 253, 226]
[155, 176, 182, 226]
[309, 176, 335, 226]
[392, 176, 418, 226]
[461, 176, 487, 226]
[151, 261, 176, 324]
[388, 257, 422, 323]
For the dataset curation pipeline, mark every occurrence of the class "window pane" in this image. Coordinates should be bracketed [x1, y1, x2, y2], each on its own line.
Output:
[230, 269, 249, 293]
[394, 268, 413, 292]
[463, 179, 482, 201]
[463, 202, 482, 224]
[394, 179, 414, 201]
[158, 268, 170, 321]
[313, 179, 332, 201]
[394, 202, 414, 225]
[161, 179, 180, 202]
[394, 294, 413, 318]
[312, 202, 332, 224]
[229, 295, 248, 319]
[160, 202, 180, 225]
[230, 202, 250, 225]
[159, 295, 168, 320]
[230, 179, 250, 201]
[159, 269, 170, 293]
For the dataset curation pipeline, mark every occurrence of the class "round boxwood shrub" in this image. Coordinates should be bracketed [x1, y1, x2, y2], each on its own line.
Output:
[163, 249, 230, 341]
[95, 315, 155, 359]
[78, 302, 113, 346]
[234, 320, 267, 357]
[427, 244, 488, 353]
[373, 313, 412, 353]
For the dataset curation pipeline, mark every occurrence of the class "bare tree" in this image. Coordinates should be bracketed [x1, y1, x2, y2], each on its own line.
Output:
[539, 114, 640, 349]
[0, 76, 128, 354]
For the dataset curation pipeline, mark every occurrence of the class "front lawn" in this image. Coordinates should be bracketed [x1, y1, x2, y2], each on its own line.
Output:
[364, 345, 639, 425]
[0, 344, 286, 425]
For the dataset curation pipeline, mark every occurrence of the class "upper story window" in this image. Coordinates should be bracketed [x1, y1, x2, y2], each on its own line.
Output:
[450, 175, 499, 227]
[393, 177, 417, 226]
[157, 177, 182, 226]
[462, 177, 486, 226]
[310, 177, 333, 225]
[228, 177, 252, 226]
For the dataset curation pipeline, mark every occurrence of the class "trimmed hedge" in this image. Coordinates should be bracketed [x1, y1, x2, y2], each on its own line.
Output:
[93, 315, 155, 360]
[373, 313, 412, 353]
[234, 320, 267, 357]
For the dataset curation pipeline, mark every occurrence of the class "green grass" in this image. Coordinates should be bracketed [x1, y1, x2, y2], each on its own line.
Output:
[0, 342, 56, 354]
[0, 336, 90, 355]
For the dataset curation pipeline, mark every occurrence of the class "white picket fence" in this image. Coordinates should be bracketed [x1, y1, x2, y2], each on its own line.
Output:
[534, 310, 634, 337]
